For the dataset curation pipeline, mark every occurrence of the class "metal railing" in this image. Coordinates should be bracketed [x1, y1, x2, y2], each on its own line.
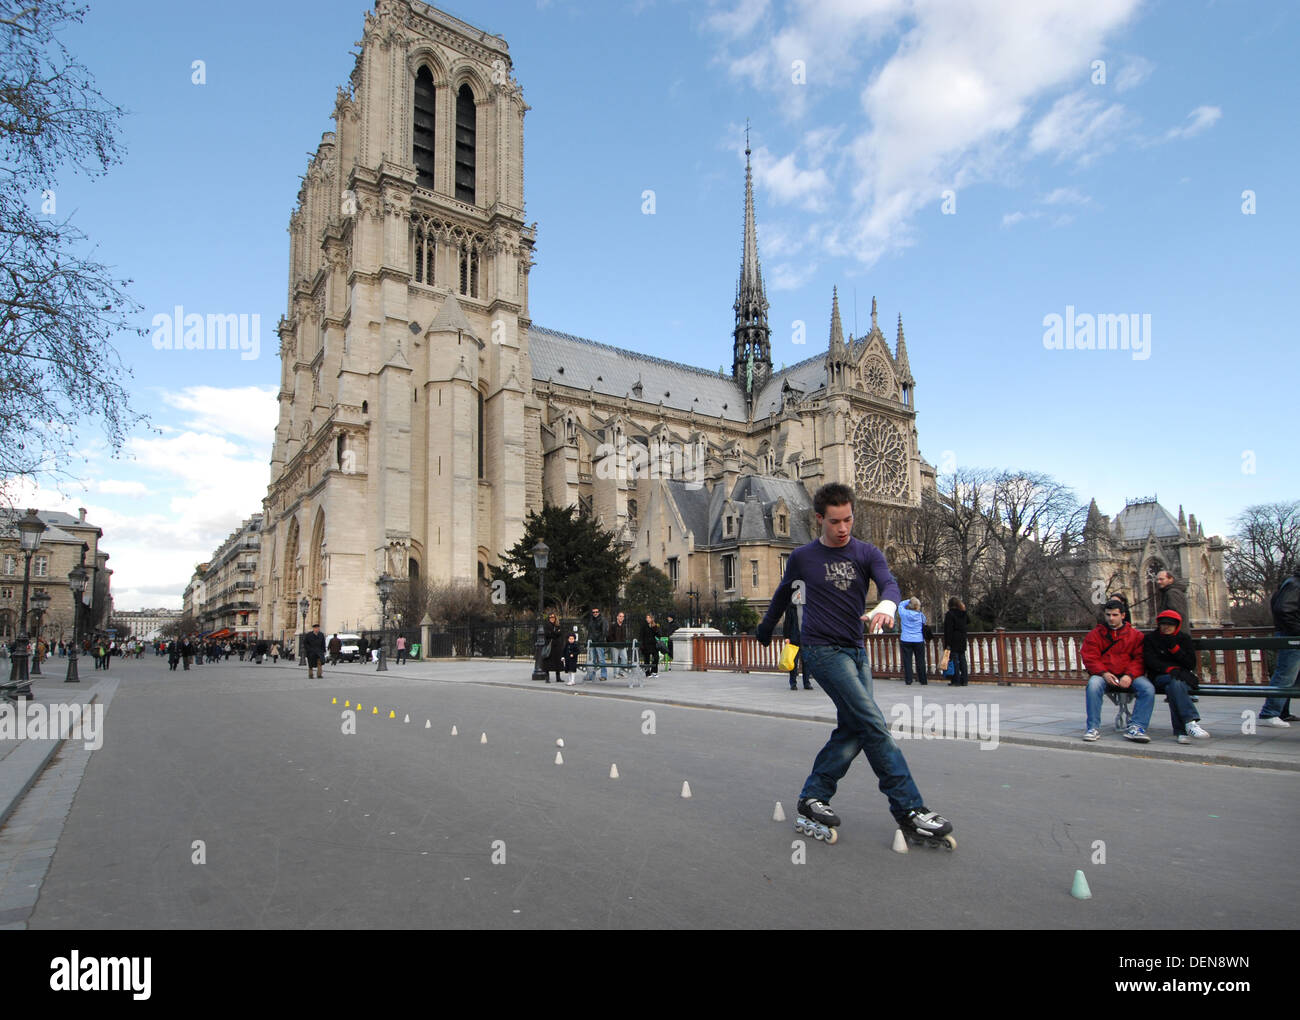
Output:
[692, 627, 1277, 687]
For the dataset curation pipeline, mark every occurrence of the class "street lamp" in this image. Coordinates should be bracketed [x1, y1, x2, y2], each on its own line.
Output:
[6, 509, 47, 696]
[686, 586, 699, 627]
[28, 590, 50, 676]
[376, 572, 394, 672]
[712, 589, 719, 629]
[66, 565, 87, 684]
[530, 540, 549, 683]
[298, 596, 310, 665]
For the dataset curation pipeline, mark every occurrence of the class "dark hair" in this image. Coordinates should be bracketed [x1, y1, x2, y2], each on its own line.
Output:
[948, 597, 964, 611]
[813, 482, 854, 516]
[1103, 600, 1124, 613]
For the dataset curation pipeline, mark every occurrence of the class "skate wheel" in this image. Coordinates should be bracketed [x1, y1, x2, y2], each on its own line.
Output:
[940, 834, 956, 851]
[825, 828, 838, 844]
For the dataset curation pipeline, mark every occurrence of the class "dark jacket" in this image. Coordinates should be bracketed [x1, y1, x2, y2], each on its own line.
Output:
[1155, 582, 1190, 629]
[560, 637, 580, 673]
[609, 618, 628, 643]
[782, 604, 801, 642]
[303, 630, 327, 659]
[586, 610, 609, 642]
[1143, 626, 1196, 678]
[942, 609, 969, 653]
[544, 620, 563, 669]
[1272, 575, 1300, 635]
[639, 619, 662, 649]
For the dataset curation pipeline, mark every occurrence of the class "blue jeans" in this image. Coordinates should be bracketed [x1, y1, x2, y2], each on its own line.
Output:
[799, 645, 924, 822]
[1085, 674, 1154, 731]
[587, 645, 607, 680]
[1261, 635, 1299, 719]
[1152, 672, 1199, 735]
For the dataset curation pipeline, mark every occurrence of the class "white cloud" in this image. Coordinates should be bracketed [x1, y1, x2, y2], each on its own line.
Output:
[159, 385, 278, 446]
[768, 260, 821, 291]
[1029, 90, 1130, 166]
[751, 145, 832, 211]
[1002, 210, 1029, 227]
[705, 0, 1143, 266]
[1113, 55, 1154, 93]
[95, 479, 151, 497]
[1161, 105, 1221, 141]
[705, 0, 770, 39]
[1041, 187, 1091, 205]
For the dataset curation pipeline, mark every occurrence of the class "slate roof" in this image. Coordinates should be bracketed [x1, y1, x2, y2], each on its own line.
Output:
[0, 509, 95, 546]
[529, 326, 830, 423]
[1113, 500, 1181, 541]
[664, 474, 813, 548]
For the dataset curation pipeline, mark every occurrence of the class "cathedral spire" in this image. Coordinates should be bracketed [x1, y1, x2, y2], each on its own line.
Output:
[733, 124, 771, 401]
[895, 313, 913, 384]
[829, 286, 846, 355]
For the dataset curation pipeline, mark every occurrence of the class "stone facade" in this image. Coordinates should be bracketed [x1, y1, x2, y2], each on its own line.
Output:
[258, 0, 931, 635]
[1080, 497, 1229, 627]
[200, 515, 262, 635]
[0, 508, 110, 643]
[111, 609, 184, 642]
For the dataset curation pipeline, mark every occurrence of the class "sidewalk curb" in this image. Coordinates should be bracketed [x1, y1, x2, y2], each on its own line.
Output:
[0, 683, 103, 830]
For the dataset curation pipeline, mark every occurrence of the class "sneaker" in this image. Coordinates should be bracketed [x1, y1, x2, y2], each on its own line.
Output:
[1124, 724, 1150, 743]
[902, 807, 953, 838]
[1264, 716, 1291, 728]
[797, 797, 841, 827]
[1082, 728, 1100, 742]
[1176, 734, 1191, 744]
[1185, 720, 1211, 739]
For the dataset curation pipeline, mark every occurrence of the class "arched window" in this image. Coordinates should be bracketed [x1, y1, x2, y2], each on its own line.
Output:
[477, 389, 484, 479]
[455, 84, 476, 204]
[408, 558, 420, 580]
[413, 66, 436, 188]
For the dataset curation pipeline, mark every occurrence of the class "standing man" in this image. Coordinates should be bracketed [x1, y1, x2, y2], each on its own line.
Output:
[609, 611, 630, 679]
[1154, 570, 1190, 629]
[1259, 572, 1300, 728]
[303, 624, 327, 679]
[585, 606, 609, 682]
[756, 483, 954, 847]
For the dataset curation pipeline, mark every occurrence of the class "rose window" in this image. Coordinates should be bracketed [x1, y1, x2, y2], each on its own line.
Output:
[851, 414, 909, 499]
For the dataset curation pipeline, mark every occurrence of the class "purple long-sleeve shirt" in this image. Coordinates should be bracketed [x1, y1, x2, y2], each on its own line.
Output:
[760, 537, 902, 648]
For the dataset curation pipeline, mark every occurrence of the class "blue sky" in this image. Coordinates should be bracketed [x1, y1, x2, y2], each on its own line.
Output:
[16, 0, 1297, 609]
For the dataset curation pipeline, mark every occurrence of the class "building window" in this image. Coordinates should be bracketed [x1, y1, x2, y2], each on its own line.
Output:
[2, 554, 14, 576]
[667, 557, 679, 588]
[413, 66, 436, 189]
[723, 555, 735, 592]
[751, 560, 759, 588]
[724, 517, 733, 537]
[455, 83, 476, 204]
[1, 587, 12, 600]
[413, 227, 436, 284]
[477, 389, 484, 479]
[459, 243, 479, 298]
[779, 554, 789, 578]
[33, 555, 48, 578]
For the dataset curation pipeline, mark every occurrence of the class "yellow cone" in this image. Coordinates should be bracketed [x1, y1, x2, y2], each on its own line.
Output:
[372, 706, 378, 715]
[332, 697, 337, 704]
[389, 710, 396, 719]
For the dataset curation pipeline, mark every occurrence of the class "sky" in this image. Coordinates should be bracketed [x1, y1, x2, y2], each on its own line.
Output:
[9, 0, 1297, 611]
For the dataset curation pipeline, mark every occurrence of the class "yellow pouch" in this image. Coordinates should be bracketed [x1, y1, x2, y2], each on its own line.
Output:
[779, 642, 799, 672]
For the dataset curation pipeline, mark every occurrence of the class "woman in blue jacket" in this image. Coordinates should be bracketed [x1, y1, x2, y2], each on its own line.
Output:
[898, 598, 928, 686]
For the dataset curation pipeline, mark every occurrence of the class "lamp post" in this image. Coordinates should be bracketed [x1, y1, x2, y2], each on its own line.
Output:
[298, 596, 309, 665]
[376, 572, 393, 672]
[28, 590, 50, 676]
[712, 589, 719, 629]
[66, 565, 87, 683]
[7, 509, 47, 696]
[530, 540, 549, 683]
[686, 586, 699, 627]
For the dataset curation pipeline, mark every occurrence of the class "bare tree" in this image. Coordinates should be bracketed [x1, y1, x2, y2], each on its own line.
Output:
[932, 468, 996, 606]
[1, 0, 145, 506]
[1226, 501, 1300, 616]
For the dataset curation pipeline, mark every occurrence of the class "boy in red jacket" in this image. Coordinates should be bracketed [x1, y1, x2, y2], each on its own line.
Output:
[1081, 600, 1154, 742]
[1143, 610, 1211, 743]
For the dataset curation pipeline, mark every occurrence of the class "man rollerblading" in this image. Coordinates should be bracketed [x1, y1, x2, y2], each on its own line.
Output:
[757, 483, 955, 851]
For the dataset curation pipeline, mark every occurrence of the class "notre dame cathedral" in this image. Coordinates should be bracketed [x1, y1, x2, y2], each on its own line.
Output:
[257, 0, 938, 636]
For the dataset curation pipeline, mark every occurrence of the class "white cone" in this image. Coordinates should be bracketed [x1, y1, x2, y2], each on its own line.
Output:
[555, 751, 564, 764]
[404, 714, 410, 724]
[892, 829, 909, 854]
[451, 725, 458, 735]
[680, 781, 692, 799]
[556, 738, 565, 747]
[480, 732, 487, 744]
[609, 764, 620, 779]
[773, 801, 786, 822]
[425, 720, 431, 729]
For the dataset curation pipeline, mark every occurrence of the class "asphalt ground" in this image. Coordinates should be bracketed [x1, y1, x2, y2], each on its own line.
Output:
[4, 656, 1295, 931]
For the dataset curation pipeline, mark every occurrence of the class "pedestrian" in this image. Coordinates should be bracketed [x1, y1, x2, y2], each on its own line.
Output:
[661, 612, 678, 671]
[357, 635, 369, 663]
[609, 610, 630, 678]
[755, 482, 955, 847]
[897, 597, 927, 685]
[395, 634, 407, 665]
[1154, 570, 1190, 630]
[783, 603, 812, 690]
[639, 612, 661, 677]
[1259, 572, 1300, 727]
[271, 641, 281, 663]
[543, 611, 563, 683]
[303, 624, 327, 679]
[942, 597, 969, 687]
[328, 633, 343, 665]
[168, 640, 180, 671]
[584, 606, 609, 682]
[561, 631, 580, 686]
